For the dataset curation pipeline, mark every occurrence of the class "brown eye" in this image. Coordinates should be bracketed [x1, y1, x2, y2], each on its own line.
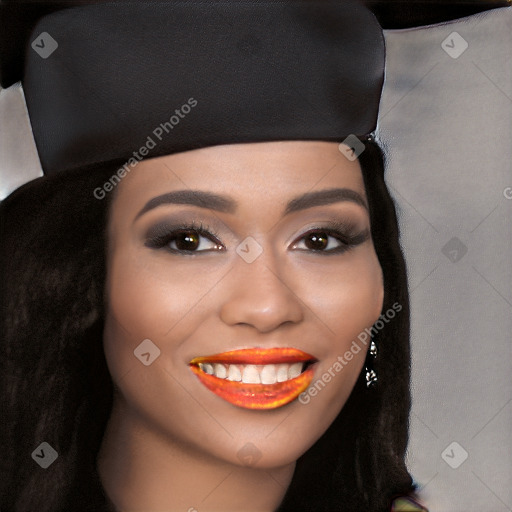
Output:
[304, 232, 329, 251]
[145, 223, 224, 253]
[291, 224, 369, 255]
[175, 231, 200, 251]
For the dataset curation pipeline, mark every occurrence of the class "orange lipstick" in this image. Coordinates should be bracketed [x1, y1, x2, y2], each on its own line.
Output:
[190, 348, 316, 410]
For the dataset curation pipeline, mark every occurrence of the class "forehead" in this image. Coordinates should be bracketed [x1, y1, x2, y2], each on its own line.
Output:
[113, 140, 366, 212]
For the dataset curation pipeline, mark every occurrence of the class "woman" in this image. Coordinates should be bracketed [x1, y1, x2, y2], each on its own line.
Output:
[1, 1, 427, 510]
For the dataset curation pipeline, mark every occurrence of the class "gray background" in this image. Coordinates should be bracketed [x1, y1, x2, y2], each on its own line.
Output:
[1, 7, 511, 511]
[377, 7, 512, 511]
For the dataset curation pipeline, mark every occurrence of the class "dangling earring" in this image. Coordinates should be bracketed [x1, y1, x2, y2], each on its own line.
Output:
[365, 338, 378, 388]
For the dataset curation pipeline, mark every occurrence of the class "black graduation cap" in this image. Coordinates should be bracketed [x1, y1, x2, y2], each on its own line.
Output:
[2, 0, 387, 175]
[0, 0, 509, 175]
[1, 0, 509, 89]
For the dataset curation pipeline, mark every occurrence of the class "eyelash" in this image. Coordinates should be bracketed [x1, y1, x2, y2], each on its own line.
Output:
[144, 220, 368, 255]
[144, 221, 223, 253]
[293, 221, 369, 255]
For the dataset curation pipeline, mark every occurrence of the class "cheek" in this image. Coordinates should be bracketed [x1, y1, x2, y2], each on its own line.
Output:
[102, 248, 226, 444]
[102, 243, 235, 399]
[102, 246, 205, 394]
[290, 250, 383, 426]
[301, 250, 384, 345]
[104, 247, 211, 344]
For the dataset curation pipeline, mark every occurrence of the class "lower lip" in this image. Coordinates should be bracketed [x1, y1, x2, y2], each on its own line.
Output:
[190, 365, 315, 410]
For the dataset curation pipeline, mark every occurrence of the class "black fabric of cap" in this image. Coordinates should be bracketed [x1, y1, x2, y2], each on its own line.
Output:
[21, 0, 385, 174]
[2, 1, 508, 90]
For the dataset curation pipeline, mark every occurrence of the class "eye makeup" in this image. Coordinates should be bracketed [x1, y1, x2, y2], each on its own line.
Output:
[290, 220, 370, 256]
[143, 218, 369, 256]
[144, 220, 224, 253]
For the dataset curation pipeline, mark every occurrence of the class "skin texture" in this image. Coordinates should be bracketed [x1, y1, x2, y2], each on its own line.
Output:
[97, 140, 384, 512]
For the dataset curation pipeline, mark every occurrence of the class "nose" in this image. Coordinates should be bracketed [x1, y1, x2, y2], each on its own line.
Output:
[219, 252, 304, 333]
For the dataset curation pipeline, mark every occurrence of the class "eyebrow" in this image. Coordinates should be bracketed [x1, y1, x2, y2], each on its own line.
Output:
[135, 187, 368, 220]
[284, 188, 368, 215]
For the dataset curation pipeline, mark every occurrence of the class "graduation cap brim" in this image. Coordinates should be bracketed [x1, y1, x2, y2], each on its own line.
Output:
[1, 0, 510, 89]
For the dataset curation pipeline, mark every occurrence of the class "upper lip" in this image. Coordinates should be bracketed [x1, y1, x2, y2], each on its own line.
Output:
[189, 347, 317, 366]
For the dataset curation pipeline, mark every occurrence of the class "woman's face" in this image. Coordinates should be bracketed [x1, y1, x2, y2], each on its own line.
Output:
[104, 140, 383, 469]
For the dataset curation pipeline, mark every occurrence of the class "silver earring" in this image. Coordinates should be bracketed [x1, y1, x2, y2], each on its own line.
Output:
[365, 338, 378, 388]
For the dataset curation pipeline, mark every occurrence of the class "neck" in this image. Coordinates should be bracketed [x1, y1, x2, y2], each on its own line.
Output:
[97, 397, 295, 512]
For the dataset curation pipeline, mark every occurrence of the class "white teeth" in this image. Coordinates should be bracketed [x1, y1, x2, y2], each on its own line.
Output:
[288, 362, 303, 379]
[242, 365, 261, 384]
[198, 362, 309, 383]
[260, 364, 277, 385]
[227, 364, 242, 382]
[202, 363, 214, 375]
[214, 363, 227, 379]
[276, 364, 289, 382]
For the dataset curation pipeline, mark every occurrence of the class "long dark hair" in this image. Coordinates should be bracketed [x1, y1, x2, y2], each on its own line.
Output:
[0, 139, 414, 512]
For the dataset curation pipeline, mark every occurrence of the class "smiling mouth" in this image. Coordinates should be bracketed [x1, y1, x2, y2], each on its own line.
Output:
[189, 348, 317, 410]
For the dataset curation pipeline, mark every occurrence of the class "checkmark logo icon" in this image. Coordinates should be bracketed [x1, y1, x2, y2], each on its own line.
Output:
[134, 339, 161, 366]
[236, 237, 263, 263]
[31, 442, 58, 468]
[31, 32, 58, 59]
[442, 442, 468, 469]
[338, 135, 364, 161]
[441, 32, 468, 59]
